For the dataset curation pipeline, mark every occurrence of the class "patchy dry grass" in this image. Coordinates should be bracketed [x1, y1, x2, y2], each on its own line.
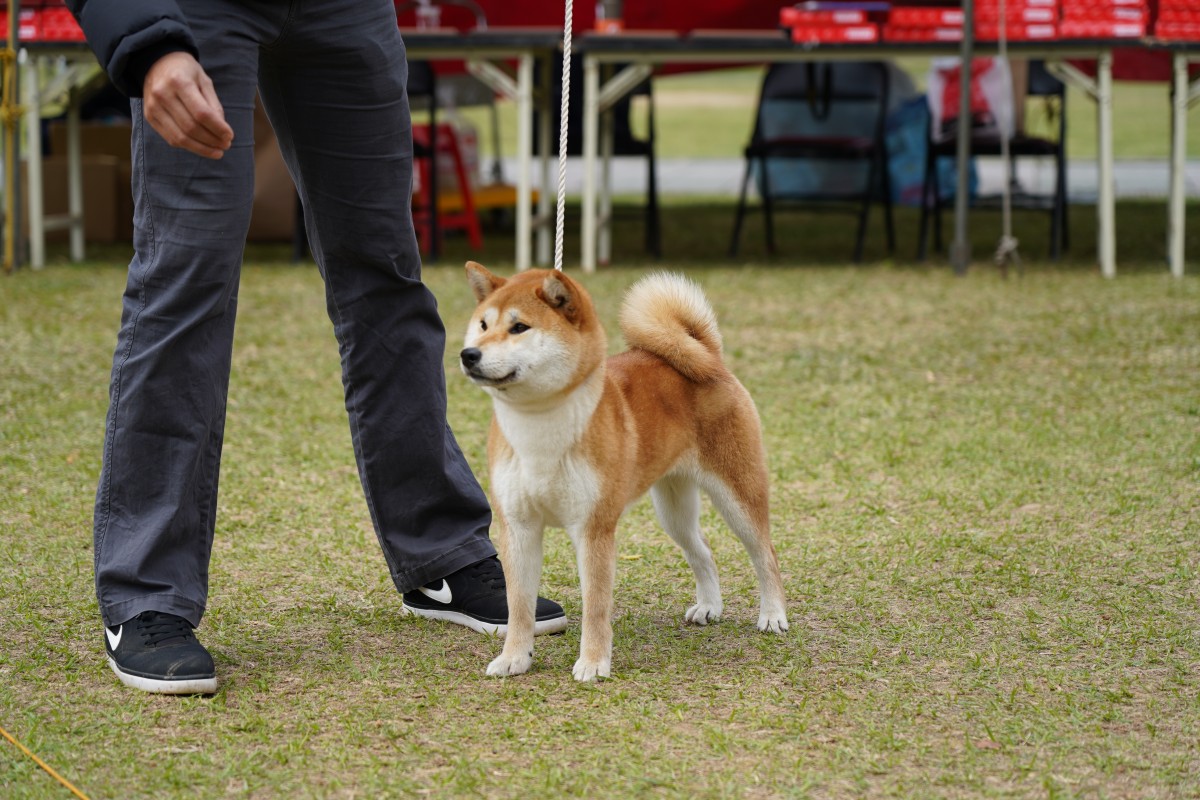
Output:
[2, 201, 1198, 799]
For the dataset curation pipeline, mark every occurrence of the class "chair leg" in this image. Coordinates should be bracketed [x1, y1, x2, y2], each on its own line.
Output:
[932, 156, 944, 254]
[853, 167, 872, 263]
[1051, 149, 1067, 259]
[729, 158, 753, 258]
[918, 149, 934, 260]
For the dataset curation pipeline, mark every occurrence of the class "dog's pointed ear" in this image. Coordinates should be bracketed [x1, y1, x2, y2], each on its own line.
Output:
[537, 271, 579, 322]
[465, 261, 505, 302]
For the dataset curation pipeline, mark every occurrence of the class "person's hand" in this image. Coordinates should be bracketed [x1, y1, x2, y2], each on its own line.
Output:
[142, 51, 234, 159]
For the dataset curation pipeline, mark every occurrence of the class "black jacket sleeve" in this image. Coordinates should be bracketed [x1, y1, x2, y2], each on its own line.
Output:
[65, 0, 199, 97]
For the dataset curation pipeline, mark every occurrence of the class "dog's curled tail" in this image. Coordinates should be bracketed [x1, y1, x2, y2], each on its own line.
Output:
[619, 273, 725, 382]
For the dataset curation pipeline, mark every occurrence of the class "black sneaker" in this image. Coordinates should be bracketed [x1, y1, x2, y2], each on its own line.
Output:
[402, 556, 568, 636]
[104, 611, 218, 695]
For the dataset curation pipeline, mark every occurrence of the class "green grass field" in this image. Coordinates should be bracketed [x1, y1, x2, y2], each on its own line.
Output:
[1, 198, 1198, 798]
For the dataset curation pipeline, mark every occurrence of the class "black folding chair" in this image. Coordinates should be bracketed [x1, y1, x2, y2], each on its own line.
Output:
[730, 61, 895, 263]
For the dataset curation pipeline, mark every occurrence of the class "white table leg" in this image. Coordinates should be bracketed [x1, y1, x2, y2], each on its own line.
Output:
[23, 52, 45, 270]
[515, 54, 533, 272]
[582, 57, 600, 274]
[599, 81, 613, 267]
[1169, 52, 1187, 279]
[1097, 50, 1116, 279]
[67, 89, 84, 262]
[537, 54, 552, 267]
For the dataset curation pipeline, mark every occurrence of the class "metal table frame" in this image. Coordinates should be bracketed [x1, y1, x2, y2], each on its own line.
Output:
[400, 27, 562, 271]
[1168, 45, 1200, 278]
[9, 33, 1199, 278]
[577, 32, 1124, 276]
[7, 30, 564, 272]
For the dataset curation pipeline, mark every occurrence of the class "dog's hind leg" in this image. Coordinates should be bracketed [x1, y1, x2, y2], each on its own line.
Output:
[651, 476, 724, 625]
[487, 510, 544, 677]
[701, 476, 789, 634]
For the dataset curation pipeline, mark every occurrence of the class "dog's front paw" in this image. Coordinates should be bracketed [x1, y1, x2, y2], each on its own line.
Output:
[685, 602, 723, 626]
[757, 611, 789, 634]
[487, 651, 533, 677]
[572, 657, 611, 682]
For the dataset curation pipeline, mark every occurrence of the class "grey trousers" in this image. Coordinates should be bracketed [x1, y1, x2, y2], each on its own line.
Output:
[94, 0, 495, 628]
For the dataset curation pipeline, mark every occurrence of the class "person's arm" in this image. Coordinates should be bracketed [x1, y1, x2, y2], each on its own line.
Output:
[66, 0, 232, 159]
[66, 0, 197, 97]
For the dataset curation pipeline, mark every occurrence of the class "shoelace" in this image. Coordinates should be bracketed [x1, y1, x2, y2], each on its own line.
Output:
[135, 611, 197, 647]
[463, 557, 506, 591]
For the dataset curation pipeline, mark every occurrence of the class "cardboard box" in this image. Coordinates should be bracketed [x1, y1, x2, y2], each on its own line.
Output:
[21, 155, 125, 243]
[48, 121, 133, 162]
[44, 114, 294, 242]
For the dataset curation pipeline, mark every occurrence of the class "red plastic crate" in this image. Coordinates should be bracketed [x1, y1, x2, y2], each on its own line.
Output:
[1157, 8, 1200, 22]
[1061, 5, 1146, 20]
[1059, 0, 1146, 7]
[975, 6, 1059, 22]
[16, 9, 39, 40]
[888, 7, 965, 26]
[1155, 20, 1200, 38]
[881, 24, 964, 40]
[974, 0, 1059, 7]
[975, 21, 1059, 38]
[1058, 18, 1146, 35]
[780, 7, 869, 25]
[2, 7, 85, 41]
[38, 7, 85, 41]
[790, 23, 880, 42]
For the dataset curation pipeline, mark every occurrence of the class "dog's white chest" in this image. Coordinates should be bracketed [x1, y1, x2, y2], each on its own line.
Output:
[493, 447, 598, 529]
[490, 387, 602, 529]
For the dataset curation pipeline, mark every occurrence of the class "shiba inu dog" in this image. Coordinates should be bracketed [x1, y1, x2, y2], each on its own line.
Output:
[460, 262, 788, 682]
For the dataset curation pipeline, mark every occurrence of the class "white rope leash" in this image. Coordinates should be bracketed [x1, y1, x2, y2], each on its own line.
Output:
[553, 0, 574, 272]
[994, 0, 1021, 273]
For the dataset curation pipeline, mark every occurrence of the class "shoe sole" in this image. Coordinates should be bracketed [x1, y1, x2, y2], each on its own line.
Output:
[107, 657, 218, 695]
[400, 604, 569, 636]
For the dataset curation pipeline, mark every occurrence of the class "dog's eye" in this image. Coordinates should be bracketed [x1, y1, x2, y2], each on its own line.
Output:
[480, 320, 488, 331]
[510, 322, 530, 334]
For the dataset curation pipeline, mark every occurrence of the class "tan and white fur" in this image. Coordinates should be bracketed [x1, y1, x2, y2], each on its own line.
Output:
[461, 262, 787, 681]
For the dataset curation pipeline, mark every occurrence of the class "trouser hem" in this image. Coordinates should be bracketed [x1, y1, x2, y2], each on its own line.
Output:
[390, 540, 497, 594]
[101, 593, 207, 629]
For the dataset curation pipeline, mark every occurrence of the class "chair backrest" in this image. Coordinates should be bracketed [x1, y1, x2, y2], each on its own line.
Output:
[750, 62, 892, 201]
[754, 61, 891, 145]
[1021, 60, 1066, 142]
[1026, 60, 1064, 98]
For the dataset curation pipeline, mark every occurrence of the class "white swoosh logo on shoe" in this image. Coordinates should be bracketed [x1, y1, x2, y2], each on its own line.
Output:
[419, 580, 453, 605]
[105, 625, 123, 650]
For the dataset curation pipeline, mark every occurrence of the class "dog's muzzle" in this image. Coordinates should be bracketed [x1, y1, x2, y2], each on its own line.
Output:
[461, 347, 517, 386]
[461, 347, 482, 369]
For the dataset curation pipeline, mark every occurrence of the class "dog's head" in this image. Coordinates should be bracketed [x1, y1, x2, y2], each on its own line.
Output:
[461, 261, 606, 404]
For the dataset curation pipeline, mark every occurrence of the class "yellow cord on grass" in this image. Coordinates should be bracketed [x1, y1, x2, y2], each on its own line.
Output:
[0, 723, 91, 800]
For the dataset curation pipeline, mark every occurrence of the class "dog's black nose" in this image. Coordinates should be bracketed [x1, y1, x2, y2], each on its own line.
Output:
[460, 348, 482, 368]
